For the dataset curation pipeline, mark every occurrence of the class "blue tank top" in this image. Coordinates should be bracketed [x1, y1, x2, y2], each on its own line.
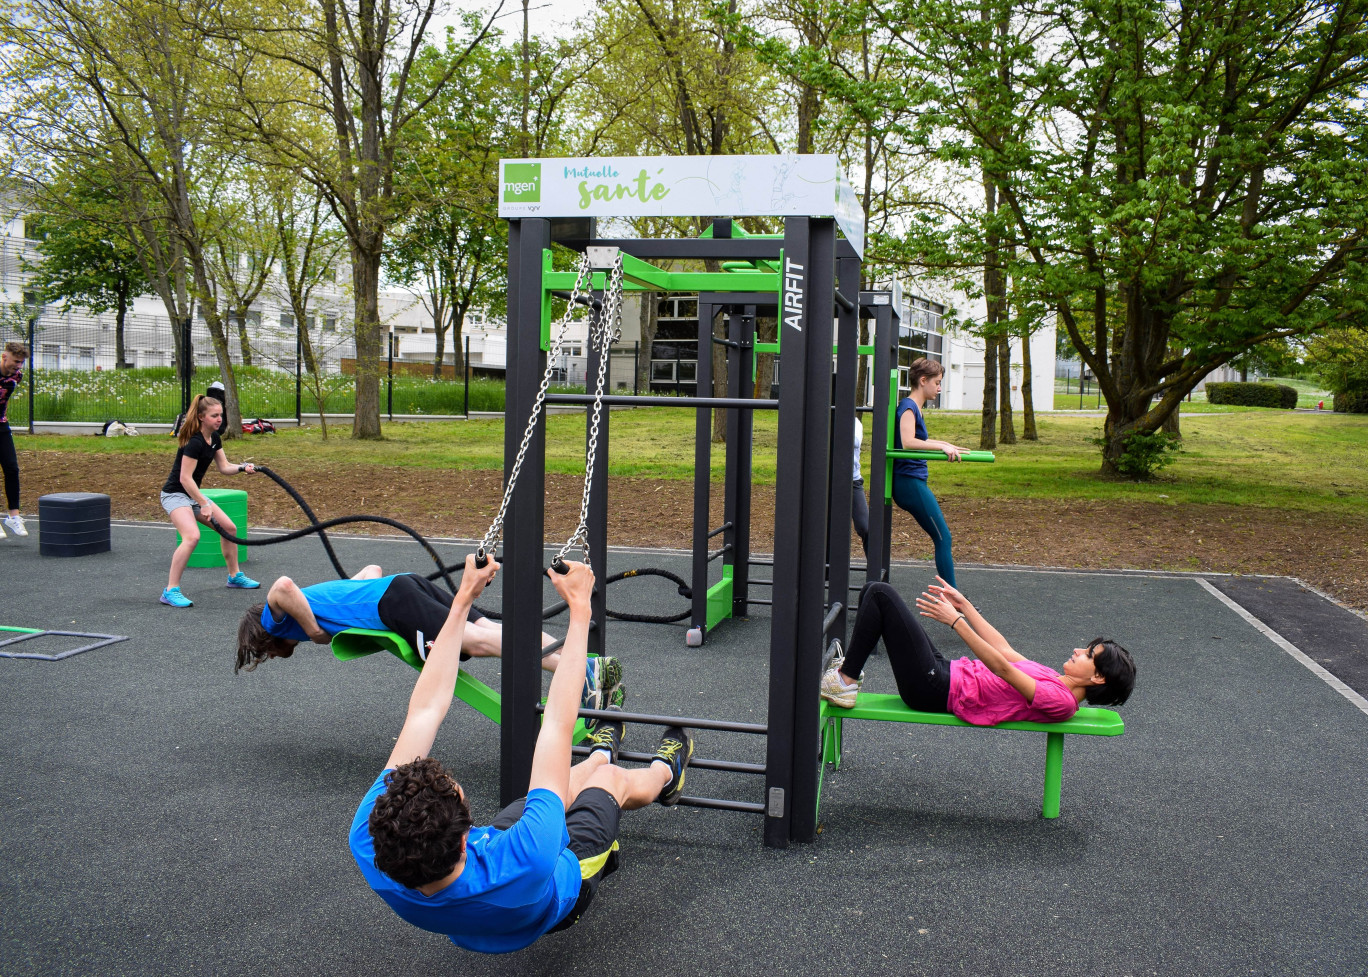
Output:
[893, 398, 929, 480]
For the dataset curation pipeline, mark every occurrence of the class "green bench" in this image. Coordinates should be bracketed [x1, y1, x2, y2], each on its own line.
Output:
[331, 628, 588, 740]
[819, 693, 1124, 818]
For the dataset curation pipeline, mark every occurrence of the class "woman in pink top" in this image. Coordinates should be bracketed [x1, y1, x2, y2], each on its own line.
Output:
[819, 577, 1135, 724]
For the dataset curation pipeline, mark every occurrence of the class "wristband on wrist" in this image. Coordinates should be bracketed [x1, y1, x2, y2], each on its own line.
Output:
[952, 614, 967, 631]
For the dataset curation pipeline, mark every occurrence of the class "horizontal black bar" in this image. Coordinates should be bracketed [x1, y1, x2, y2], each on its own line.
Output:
[545, 393, 779, 410]
[749, 578, 773, 587]
[708, 544, 731, 563]
[540, 620, 599, 656]
[749, 557, 774, 567]
[711, 336, 741, 350]
[707, 522, 733, 539]
[747, 598, 773, 606]
[676, 795, 767, 814]
[538, 704, 768, 735]
[572, 745, 766, 776]
[834, 289, 855, 312]
[822, 602, 845, 635]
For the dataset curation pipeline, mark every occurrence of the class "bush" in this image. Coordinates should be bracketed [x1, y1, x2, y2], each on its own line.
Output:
[1114, 431, 1182, 479]
[1333, 390, 1368, 414]
[1205, 381, 1298, 408]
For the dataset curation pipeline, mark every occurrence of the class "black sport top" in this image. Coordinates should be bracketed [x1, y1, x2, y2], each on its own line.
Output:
[162, 430, 223, 495]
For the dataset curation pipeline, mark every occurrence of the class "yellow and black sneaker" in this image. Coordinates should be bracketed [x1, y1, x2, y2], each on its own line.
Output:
[653, 726, 695, 806]
[585, 702, 626, 764]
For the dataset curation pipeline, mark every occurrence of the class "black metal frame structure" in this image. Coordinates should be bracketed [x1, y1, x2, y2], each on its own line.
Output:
[501, 215, 899, 847]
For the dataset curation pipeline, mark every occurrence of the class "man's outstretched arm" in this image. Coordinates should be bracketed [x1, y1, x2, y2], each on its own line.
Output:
[386, 555, 499, 769]
[266, 577, 328, 643]
[528, 562, 595, 807]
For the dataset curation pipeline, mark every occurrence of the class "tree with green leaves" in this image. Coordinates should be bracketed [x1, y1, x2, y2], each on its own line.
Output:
[218, 0, 504, 439]
[987, 0, 1368, 472]
[24, 181, 150, 370]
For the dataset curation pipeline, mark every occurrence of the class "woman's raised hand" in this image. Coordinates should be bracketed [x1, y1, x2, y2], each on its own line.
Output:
[915, 590, 960, 626]
[927, 576, 970, 612]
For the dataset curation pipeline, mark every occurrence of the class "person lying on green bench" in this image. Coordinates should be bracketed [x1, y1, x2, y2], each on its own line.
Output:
[820, 577, 1135, 723]
[349, 556, 695, 954]
[233, 565, 621, 712]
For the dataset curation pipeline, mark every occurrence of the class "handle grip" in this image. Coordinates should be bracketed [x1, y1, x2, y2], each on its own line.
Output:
[474, 550, 489, 569]
[550, 558, 569, 575]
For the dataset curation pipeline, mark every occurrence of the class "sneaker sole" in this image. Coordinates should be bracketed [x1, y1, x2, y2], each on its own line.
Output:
[820, 689, 858, 709]
[159, 597, 193, 607]
[225, 582, 260, 589]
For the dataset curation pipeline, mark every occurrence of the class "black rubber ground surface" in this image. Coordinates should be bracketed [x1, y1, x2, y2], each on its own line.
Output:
[3, 525, 1366, 977]
[1207, 575, 1368, 698]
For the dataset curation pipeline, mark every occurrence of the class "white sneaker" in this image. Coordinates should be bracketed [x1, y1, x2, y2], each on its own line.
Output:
[820, 642, 862, 709]
[0, 521, 6, 538]
[3, 514, 27, 537]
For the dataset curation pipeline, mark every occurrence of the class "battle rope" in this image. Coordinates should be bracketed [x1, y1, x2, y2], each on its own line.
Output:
[202, 465, 691, 623]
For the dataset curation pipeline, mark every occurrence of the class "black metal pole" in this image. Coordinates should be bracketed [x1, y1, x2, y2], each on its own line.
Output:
[722, 303, 755, 620]
[464, 336, 471, 418]
[26, 316, 35, 435]
[689, 300, 715, 641]
[501, 217, 550, 807]
[387, 331, 394, 420]
[826, 254, 860, 653]
[587, 292, 609, 657]
[633, 340, 639, 396]
[866, 301, 895, 587]
[787, 219, 836, 846]
[295, 319, 302, 425]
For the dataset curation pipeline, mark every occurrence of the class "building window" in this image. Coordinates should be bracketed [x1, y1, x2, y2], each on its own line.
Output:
[41, 344, 60, 369]
[73, 346, 94, 370]
[322, 315, 336, 333]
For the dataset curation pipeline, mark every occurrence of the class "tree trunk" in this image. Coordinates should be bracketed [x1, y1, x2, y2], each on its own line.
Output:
[351, 244, 384, 439]
[235, 311, 253, 366]
[856, 318, 869, 407]
[753, 314, 776, 399]
[115, 288, 129, 369]
[636, 292, 659, 394]
[980, 336, 998, 449]
[433, 309, 447, 378]
[1162, 408, 1181, 438]
[997, 333, 1016, 444]
[1020, 318, 1038, 440]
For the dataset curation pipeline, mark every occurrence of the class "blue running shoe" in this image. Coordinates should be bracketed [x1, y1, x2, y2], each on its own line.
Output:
[160, 587, 193, 608]
[226, 571, 261, 589]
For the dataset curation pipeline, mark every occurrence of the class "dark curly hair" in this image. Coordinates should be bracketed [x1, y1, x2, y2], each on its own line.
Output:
[1084, 638, 1137, 707]
[370, 757, 472, 889]
[236, 603, 279, 673]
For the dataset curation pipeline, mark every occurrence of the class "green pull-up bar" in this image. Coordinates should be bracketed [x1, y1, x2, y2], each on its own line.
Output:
[886, 449, 996, 463]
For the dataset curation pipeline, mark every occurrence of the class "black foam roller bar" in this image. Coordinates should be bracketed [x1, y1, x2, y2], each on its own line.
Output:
[39, 492, 112, 557]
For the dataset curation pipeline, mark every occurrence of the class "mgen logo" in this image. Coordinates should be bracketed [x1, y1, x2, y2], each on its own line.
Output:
[503, 163, 541, 203]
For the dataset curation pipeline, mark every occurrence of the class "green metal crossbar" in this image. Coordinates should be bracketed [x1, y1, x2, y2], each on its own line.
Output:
[817, 694, 1124, 819]
[331, 628, 588, 740]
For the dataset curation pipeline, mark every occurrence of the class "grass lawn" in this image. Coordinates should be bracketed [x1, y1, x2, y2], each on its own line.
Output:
[21, 405, 1368, 519]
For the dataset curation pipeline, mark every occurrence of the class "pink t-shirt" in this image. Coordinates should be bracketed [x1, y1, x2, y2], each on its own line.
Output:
[948, 658, 1079, 726]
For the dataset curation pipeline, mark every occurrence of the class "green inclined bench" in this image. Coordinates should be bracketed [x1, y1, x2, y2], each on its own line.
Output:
[331, 627, 589, 741]
[819, 693, 1124, 818]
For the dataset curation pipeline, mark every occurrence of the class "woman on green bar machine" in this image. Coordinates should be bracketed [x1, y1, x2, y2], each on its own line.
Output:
[894, 358, 969, 588]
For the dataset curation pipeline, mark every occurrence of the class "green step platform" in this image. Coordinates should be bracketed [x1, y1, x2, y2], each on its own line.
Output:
[181, 487, 248, 568]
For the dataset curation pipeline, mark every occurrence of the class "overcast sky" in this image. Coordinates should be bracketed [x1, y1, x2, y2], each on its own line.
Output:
[433, 0, 596, 42]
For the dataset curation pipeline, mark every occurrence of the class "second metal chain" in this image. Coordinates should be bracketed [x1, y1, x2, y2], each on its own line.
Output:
[555, 249, 625, 569]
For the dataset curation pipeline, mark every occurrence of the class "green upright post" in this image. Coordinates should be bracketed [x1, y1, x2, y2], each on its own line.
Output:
[1042, 732, 1064, 818]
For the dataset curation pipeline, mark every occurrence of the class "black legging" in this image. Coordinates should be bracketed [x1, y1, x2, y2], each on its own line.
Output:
[842, 581, 952, 712]
[0, 422, 18, 511]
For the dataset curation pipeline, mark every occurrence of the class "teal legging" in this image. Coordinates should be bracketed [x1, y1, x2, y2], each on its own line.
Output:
[892, 475, 955, 588]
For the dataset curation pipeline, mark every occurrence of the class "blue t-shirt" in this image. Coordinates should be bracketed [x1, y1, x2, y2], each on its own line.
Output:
[893, 398, 930, 480]
[350, 772, 581, 954]
[260, 575, 395, 641]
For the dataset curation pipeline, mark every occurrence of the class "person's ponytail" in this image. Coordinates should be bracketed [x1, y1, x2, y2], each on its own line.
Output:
[178, 395, 214, 447]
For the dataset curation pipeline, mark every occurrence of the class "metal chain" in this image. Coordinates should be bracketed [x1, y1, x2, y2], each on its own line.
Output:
[477, 253, 596, 561]
[554, 249, 624, 568]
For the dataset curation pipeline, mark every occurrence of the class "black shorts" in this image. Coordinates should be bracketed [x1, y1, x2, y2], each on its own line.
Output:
[491, 787, 622, 932]
[376, 573, 486, 662]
